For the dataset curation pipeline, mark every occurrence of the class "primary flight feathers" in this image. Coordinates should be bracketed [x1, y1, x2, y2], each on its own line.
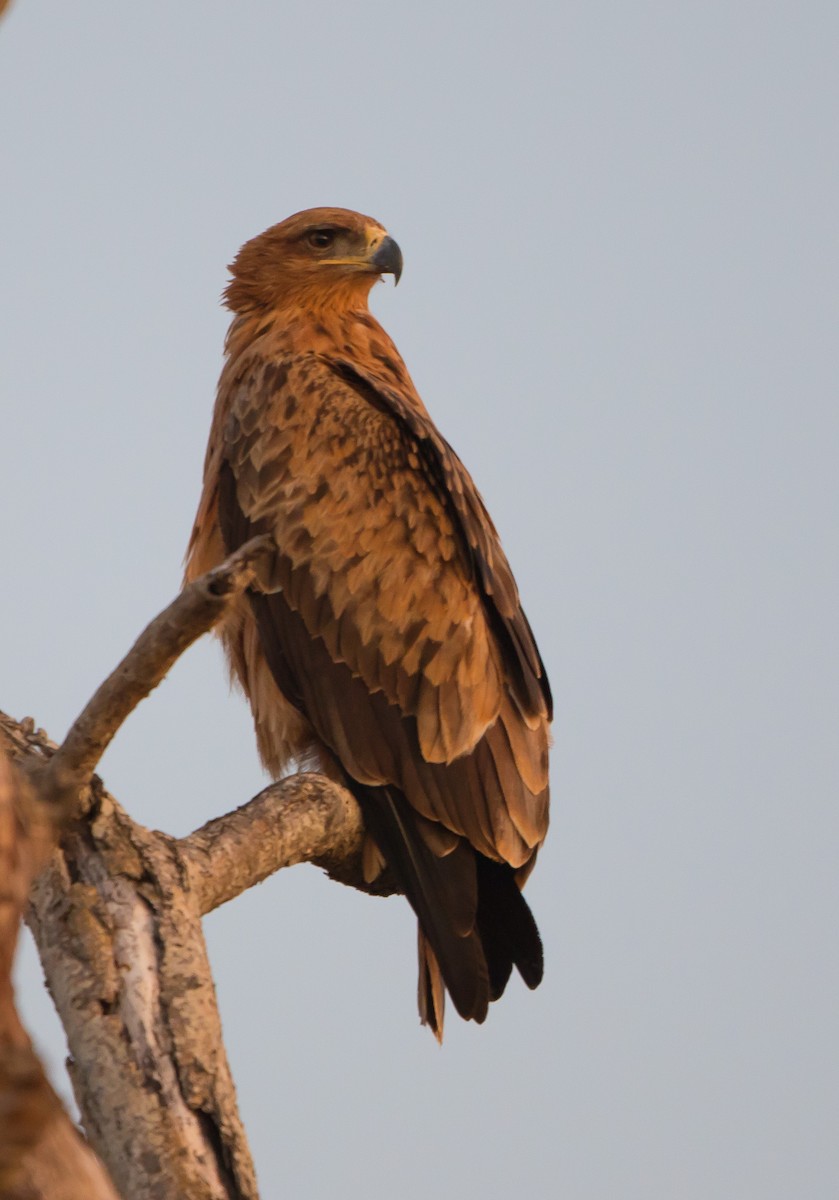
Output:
[186, 207, 551, 1037]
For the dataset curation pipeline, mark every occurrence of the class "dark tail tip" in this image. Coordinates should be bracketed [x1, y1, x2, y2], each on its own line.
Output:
[476, 856, 544, 999]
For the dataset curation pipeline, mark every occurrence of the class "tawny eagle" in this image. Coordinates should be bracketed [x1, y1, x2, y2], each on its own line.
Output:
[186, 208, 551, 1038]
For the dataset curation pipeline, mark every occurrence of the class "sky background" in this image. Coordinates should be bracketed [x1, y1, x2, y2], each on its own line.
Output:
[2, 2, 838, 1197]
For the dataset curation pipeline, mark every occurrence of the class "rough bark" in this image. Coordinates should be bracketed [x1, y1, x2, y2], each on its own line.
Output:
[0, 747, 119, 1200]
[1, 538, 372, 1199]
[27, 783, 256, 1200]
[181, 775, 365, 916]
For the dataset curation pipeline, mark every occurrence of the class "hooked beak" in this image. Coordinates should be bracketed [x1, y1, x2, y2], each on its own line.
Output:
[370, 235, 403, 285]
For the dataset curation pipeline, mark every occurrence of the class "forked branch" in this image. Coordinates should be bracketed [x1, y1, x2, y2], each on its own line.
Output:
[1, 538, 374, 1200]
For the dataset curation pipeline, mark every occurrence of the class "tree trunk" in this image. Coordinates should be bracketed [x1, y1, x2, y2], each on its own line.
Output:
[1, 542, 370, 1199]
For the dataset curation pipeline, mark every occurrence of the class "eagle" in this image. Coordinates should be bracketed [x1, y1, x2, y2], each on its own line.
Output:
[185, 208, 551, 1038]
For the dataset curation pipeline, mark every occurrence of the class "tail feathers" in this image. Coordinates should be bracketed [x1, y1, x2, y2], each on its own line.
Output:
[354, 784, 491, 1028]
[476, 856, 544, 998]
[353, 783, 543, 1036]
[417, 929, 446, 1041]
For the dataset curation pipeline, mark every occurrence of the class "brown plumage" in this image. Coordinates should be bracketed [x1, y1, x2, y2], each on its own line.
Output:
[186, 208, 552, 1038]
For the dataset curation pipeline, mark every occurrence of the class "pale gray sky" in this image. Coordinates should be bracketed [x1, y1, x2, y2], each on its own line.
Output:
[2, 2, 838, 1197]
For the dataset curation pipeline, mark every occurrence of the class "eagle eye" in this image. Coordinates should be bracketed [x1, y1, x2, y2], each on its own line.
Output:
[307, 228, 336, 250]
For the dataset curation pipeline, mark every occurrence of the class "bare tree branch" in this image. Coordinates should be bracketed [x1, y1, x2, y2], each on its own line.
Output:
[180, 774, 365, 915]
[38, 536, 273, 816]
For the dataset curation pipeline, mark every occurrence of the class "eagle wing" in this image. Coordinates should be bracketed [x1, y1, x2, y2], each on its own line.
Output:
[217, 349, 550, 868]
